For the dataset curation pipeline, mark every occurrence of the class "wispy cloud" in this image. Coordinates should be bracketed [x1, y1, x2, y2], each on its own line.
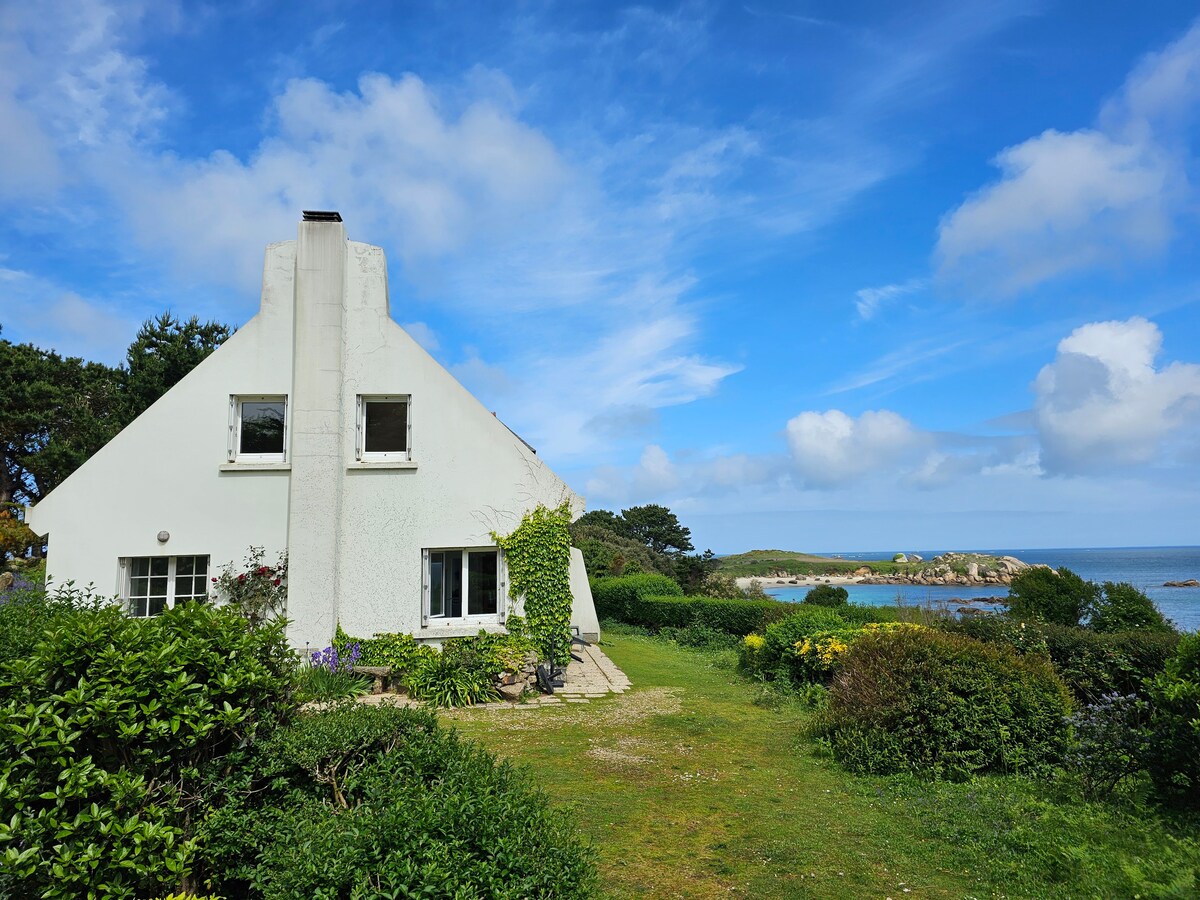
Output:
[854, 277, 927, 320]
[936, 17, 1200, 294]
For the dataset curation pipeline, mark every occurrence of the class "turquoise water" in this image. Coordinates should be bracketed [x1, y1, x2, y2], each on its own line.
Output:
[761, 546, 1200, 632]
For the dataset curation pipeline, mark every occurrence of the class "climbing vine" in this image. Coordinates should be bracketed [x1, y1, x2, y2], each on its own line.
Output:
[494, 502, 574, 665]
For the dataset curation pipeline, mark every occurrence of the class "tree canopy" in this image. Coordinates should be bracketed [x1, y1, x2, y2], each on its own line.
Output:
[123, 312, 232, 422]
[0, 313, 231, 511]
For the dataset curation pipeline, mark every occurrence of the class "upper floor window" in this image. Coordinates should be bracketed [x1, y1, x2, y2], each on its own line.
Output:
[230, 396, 287, 461]
[126, 555, 209, 617]
[356, 395, 410, 462]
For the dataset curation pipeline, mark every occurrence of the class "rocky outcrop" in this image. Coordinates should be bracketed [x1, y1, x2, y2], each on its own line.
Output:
[1164, 579, 1200, 588]
[861, 553, 1039, 587]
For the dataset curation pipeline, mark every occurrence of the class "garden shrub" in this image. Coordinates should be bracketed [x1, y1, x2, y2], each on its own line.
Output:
[625, 593, 697, 630]
[784, 622, 924, 684]
[821, 628, 1072, 780]
[756, 606, 846, 677]
[1065, 692, 1152, 799]
[1008, 566, 1097, 627]
[623, 594, 795, 636]
[1147, 633, 1200, 809]
[804, 583, 849, 607]
[0, 578, 97, 670]
[939, 616, 1179, 703]
[1088, 581, 1174, 633]
[659, 622, 742, 651]
[0, 603, 297, 899]
[200, 703, 597, 898]
[835, 604, 904, 626]
[590, 573, 682, 621]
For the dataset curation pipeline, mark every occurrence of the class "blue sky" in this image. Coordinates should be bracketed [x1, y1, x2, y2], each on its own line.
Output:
[3, 1, 1200, 553]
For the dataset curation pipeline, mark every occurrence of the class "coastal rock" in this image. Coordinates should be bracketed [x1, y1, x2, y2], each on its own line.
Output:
[1164, 579, 1200, 587]
[853, 566, 872, 576]
[967, 562, 979, 579]
[893, 553, 908, 563]
[909, 553, 924, 562]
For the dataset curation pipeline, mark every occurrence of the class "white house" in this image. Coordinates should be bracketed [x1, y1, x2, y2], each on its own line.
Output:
[26, 212, 600, 650]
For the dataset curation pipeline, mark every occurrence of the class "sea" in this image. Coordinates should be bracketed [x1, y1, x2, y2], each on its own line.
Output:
[759, 546, 1200, 633]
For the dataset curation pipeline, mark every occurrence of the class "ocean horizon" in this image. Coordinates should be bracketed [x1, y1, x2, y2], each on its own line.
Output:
[760, 545, 1200, 632]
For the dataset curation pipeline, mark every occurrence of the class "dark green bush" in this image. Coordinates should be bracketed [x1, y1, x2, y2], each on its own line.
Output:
[0, 579, 104, 670]
[659, 622, 742, 651]
[821, 628, 1072, 780]
[0, 603, 297, 899]
[624, 594, 795, 636]
[804, 584, 849, 607]
[1147, 633, 1200, 809]
[201, 703, 597, 898]
[1008, 566, 1098, 627]
[590, 573, 682, 621]
[938, 615, 1179, 703]
[759, 606, 846, 673]
[832, 604, 903, 626]
[1089, 582, 1174, 633]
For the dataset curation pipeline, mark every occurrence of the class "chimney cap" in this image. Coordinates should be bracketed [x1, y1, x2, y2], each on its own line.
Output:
[302, 210, 343, 222]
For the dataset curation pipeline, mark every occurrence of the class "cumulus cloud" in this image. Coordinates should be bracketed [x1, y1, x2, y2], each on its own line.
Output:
[1034, 317, 1200, 474]
[585, 443, 786, 507]
[936, 19, 1200, 293]
[785, 409, 932, 487]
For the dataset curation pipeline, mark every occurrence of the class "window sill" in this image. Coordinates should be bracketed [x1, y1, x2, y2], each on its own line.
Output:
[219, 462, 291, 471]
[347, 460, 418, 470]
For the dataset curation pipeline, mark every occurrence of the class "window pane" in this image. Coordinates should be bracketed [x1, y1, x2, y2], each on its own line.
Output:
[130, 576, 149, 598]
[240, 401, 286, 454]
[148, 595, 167, 616]
[130, 596, 147, 617]
[131, 557, 150, 578]
[177, 557, 194, 577]
[445, 551, 462, 618]
[150, 557, 169, 577]
[150, 576, 168, 598]
[467, 551, 499, 616]
[430, 553, 445, 617]
[364, 401, 407, 453]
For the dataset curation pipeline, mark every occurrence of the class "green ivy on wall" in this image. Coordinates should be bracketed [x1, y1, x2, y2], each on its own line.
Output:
[494, 502, 574, 665]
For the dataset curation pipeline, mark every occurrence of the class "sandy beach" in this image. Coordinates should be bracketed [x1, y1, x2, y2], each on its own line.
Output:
[736, 575, 862, 590]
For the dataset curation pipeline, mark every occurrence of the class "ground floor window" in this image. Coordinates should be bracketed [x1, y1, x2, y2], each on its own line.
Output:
[424, 548, 503, 622]
[126, 555, 209, 617]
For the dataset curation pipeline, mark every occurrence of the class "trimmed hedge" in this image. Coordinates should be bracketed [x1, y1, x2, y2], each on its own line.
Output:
[591, 574, 682, 621]
[622, 594, 794, 636]
[939, 615, 1180, 703]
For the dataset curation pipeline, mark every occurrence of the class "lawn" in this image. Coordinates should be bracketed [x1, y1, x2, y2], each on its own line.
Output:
[444, 633, 1200, 899]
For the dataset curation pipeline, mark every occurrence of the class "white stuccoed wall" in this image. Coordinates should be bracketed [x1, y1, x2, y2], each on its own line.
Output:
[26, 217, 601, 648]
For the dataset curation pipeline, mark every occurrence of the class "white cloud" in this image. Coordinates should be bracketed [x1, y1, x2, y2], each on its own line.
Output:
[0, 267, 137, 364]
[854, 278, 926, 320]
[936, 19, 1200, 293]
[584, 443, 786, 507]
[400, 321, 440, 353]
[1034, 316, 1200, 474]
[785, 409, 931, 487]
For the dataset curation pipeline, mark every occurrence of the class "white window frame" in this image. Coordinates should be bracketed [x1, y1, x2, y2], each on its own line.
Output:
[355, 394, 412, 462]
[421, 547, 506, 626]
[228, 395, 288, 462]
[122, 555, 210, 618]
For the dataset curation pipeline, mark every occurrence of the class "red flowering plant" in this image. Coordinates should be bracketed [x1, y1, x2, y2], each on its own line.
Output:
[211, 546, 288, 628]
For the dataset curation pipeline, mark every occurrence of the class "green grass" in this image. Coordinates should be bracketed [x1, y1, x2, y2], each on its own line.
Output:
[442, 634, 1200, 899]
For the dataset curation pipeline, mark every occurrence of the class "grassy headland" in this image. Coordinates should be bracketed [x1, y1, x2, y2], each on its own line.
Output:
[718, 549, 1018, 580]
